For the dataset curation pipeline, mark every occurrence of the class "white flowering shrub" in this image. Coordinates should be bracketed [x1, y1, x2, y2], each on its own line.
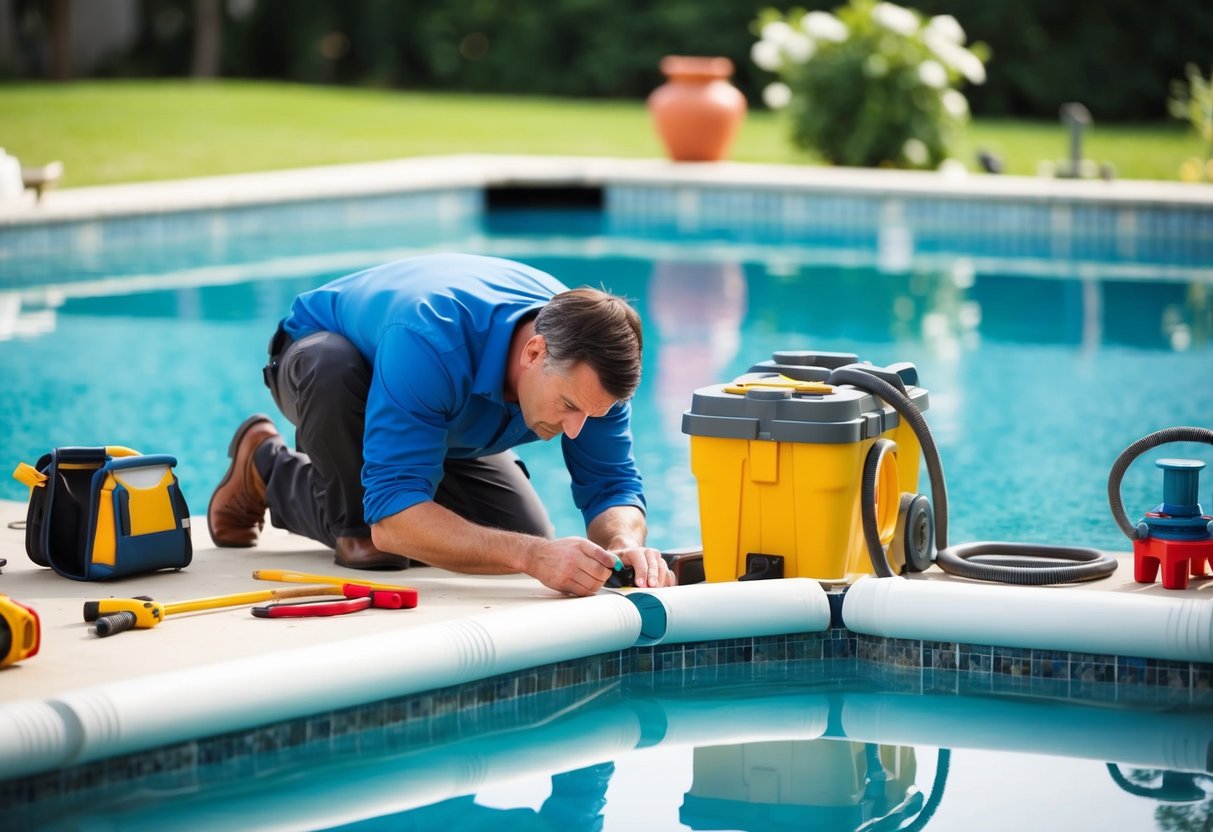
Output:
[751, 0, 988, 169]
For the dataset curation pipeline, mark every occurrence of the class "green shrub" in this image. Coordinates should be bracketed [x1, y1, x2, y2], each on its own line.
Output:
[751, 0, 987, 168]
[1168, 63, 1213, 181]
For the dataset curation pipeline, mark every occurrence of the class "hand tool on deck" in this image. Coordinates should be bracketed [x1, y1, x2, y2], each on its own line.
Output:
[252, 569, 419, 610]
[249, 569, 418, 618]
[84, 585, 344, 637]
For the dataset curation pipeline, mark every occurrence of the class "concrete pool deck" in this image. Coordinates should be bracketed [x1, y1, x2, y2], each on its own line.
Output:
[3, 495, 1209, 708]
[3, 153, 1213, 227]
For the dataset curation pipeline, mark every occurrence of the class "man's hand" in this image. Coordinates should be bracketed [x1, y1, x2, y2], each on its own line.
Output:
[613, 545, 676, 588]
[586, 506, 674, 589]
[372, 502, 673, 597]
[525, 537, 620, 597]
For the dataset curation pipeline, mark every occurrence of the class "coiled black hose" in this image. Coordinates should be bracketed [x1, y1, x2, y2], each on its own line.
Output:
[830, 366, 1117, 585]
[831, 367, 950, 552]
[1107, 426, 1213, 541]
[861, 437, 899, 578]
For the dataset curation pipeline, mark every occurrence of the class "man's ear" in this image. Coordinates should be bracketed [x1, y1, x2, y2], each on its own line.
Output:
[521, 334, 547, 368]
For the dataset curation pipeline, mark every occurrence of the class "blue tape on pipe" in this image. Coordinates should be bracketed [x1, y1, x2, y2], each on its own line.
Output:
[628, 593, 668, 646]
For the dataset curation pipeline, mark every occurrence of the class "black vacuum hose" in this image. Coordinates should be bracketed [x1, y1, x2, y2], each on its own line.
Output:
[861, 438, 899, 578]
[831, 367, 950, 550]
[830, 366, 1117, 585]
[1107, 426, 1213, 541]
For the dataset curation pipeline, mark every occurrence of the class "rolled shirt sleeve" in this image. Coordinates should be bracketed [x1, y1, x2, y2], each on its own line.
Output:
[562, 401, 646, 527]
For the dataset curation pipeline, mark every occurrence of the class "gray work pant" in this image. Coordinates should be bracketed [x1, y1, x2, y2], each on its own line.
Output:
[260, 327, 554, 549]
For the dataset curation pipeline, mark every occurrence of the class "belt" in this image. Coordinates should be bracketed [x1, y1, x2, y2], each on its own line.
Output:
[263, 322, 294, 389]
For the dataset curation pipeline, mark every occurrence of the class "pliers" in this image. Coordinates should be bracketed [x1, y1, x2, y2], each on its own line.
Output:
[252, 596, 372, 618]
[250, 569, 418, 618]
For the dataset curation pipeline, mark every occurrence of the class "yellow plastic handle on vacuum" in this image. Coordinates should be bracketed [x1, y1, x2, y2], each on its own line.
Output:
[722, 380, 834, 396]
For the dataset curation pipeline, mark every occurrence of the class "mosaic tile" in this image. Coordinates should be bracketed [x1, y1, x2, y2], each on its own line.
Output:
[1143, 660, 1191, 689]
[923, 641, 958, 670]
[1191, 663, 1213, 691]
[1031, 650, 1071, 680]
[1070, 652, 1117, 684]
[992, 645, 1033, 678]
[607, 184, 1213, 266]
[4, 629, 1212, 809]
[825, 628, 856, 659]
[1117, 655, 1148, 685]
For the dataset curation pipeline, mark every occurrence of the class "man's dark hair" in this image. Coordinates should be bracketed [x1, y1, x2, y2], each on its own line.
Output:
[534, 288, 643, 401]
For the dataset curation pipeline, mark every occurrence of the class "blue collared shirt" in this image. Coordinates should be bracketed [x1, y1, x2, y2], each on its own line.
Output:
[281, 253, 645, 526]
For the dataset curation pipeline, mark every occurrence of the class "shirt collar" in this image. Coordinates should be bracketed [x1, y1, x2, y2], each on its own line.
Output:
[472, 301, 544, 403]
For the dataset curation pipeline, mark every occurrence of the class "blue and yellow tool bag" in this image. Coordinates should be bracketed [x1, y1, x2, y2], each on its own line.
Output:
[12, 446, 192, 581]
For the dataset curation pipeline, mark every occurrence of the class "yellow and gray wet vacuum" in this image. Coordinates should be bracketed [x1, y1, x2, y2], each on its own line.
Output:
[682, 350, 935, 584]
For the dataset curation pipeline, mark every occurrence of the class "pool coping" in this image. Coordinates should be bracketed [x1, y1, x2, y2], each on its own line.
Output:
[4, 627, 1210, 815]
[3, 153, 1213, 228]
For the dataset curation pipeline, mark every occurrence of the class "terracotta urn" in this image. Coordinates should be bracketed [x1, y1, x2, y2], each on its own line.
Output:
[648, 56, 747, 162]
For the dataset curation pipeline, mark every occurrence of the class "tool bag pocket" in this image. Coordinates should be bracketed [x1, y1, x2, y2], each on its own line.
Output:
[14, 446, 192, 581]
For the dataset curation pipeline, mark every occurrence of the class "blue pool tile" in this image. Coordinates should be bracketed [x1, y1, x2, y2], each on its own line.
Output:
[1031, 650, 1071, 680]
[1143, 659, 1191, 689]
[924, 641, 958, 670]
[957, 643, 992, 674]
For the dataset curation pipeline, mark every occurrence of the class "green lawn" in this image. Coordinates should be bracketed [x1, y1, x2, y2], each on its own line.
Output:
[0, 79, 1201, 187]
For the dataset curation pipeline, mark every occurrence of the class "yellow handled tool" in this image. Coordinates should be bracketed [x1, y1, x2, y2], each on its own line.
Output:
[722, 379, 834, 396]
[253, 568, 417, 593]
[84, 586, 341, 637]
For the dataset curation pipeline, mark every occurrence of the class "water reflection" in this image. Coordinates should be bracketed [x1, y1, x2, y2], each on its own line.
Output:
[1108, 767, 1213, 832]
[680, 741, 927, 831]
[648, 259, 747, 438]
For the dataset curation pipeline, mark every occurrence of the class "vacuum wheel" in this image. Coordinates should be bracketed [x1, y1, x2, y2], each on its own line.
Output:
[895, 493, 935, 573]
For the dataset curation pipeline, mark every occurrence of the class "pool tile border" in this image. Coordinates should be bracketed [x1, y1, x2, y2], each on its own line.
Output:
[4, 627, 1209, 809]
[5, 156, 1213, 295]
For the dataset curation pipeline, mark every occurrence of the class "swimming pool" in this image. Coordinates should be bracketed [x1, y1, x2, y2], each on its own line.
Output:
[0, 190, 1210, 554]
[1, 167, 1211, 826]
[7, 647, 1212, 830]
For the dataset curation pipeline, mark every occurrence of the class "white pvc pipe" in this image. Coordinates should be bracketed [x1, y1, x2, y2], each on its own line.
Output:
[843, 575, 1213, 663]
[24, 691, 831, 832]
[0, 594, 642, 780]
[839, 691, 1213, 773]
[0, 580, 835, 782]
[13, 684, 1211, 830]
[623, 577, 832, 646]
[0, 699, 76, 781]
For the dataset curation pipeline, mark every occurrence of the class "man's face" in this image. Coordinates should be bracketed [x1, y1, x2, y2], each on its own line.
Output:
[518, 337, 618, 441]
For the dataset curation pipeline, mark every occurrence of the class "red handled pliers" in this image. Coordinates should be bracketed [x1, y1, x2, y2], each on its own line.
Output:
[251, 579, 418, 619]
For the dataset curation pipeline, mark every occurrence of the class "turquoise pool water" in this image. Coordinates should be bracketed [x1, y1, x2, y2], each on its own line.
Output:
[2, 188, 1211, 826]
[9, 658, 1212, 830]
[1, 200, 1210, 555]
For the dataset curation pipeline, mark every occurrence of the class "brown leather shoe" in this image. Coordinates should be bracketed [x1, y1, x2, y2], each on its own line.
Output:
[334, 536, 414, 570]
[207, 414, 280, 547]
